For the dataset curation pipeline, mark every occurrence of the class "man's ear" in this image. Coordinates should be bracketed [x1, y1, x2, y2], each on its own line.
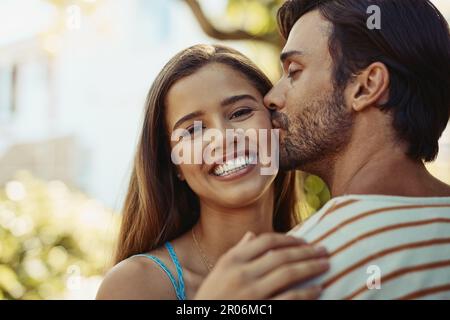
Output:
[346, 62, 390, 112]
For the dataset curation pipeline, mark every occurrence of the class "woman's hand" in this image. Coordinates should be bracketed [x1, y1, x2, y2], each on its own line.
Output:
[194, 232, 329, 300]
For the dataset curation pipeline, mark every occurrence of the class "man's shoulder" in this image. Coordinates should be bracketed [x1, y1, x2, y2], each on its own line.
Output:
[289, 194, 450, 299]
[290, 194, 450, 238]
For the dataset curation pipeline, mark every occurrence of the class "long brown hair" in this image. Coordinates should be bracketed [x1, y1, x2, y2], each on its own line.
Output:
[114, 44, 299, 264]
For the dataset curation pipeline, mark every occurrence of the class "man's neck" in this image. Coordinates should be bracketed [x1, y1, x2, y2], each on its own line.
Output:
[314, 142, 450, 198]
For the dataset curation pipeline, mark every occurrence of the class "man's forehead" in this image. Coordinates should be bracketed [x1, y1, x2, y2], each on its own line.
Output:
[283, 10, 331, 54]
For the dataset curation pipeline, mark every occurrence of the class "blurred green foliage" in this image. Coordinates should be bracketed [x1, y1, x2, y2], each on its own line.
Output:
[294, 172, 331, 221]
[225, 0, 284, 46]
[303, 174, 331, 216]
[0, 171, 119, 299]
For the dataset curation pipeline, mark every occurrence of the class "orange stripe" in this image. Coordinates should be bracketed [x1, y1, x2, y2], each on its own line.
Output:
[322, 238, 450, 289]
[319, 199, 359, 222]
[299, 199, 359, 237]
[344, 260, 450, 299]
[311, 204, 450, 245]
[397, 283, 450, 300]
[331, 218, 450, 257]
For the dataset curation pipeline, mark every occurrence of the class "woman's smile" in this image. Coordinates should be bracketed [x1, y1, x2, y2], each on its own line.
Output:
[209, 154, 257, 181]
[165, 62, 278, 207]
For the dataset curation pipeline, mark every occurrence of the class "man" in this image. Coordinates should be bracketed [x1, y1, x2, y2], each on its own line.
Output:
[264, 0, 450, 299]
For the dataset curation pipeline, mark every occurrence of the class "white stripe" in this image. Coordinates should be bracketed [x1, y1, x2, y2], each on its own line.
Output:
[359, 266, 450, 300]
[303, 203, 450, 245]
[321, 224, 450, 292]
[288, 197, 343, 237]
[289, 196, 450, 299]
[416, 290, 450, 300]
[309, 208, 450, 252]
[320, 244, 450, 299]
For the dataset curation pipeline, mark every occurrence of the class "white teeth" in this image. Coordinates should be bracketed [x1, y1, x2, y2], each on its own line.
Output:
[212, 155, 254, 177]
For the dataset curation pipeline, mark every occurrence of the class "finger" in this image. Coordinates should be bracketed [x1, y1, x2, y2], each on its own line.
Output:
[272, 286, 322, 300]
[244, 245, 328, 279]
[230, 233, 306, 262]
[235, 231, 256, 247]
[255, 259, 329, 298]
[287, 224, 303, 235]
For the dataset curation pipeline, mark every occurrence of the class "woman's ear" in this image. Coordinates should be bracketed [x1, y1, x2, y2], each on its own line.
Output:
[347, 62, 390, 112]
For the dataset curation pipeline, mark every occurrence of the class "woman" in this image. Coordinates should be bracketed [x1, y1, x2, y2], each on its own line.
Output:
[96, 44, 329, 300]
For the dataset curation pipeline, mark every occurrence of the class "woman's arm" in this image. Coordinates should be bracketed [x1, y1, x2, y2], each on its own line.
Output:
[96, 258, 176, 300]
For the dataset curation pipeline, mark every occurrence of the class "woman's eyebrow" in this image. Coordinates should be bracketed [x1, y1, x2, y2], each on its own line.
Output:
[172, 95, 256, 131]
[172, 111, 204, 131]
[220, 94, 257, 107]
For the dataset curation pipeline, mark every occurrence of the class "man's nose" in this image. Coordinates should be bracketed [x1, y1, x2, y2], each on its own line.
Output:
[264, 82, 286, 111]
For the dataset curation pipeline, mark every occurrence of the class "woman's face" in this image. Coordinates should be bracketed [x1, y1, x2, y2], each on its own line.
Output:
[165, 63, 278, 209]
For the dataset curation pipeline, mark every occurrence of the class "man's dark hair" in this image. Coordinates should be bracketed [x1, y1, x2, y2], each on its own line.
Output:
[278, 0, 450, 162]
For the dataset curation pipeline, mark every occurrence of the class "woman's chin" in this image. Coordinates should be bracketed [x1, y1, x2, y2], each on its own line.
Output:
[213, 191, 265, 208]
[207, 176, 275, 208]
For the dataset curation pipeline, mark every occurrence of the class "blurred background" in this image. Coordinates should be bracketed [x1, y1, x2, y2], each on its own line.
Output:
[0, 0, 449, 300]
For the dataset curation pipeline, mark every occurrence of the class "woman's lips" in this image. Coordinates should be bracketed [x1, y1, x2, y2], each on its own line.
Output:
[208, 153, 258, 181]
[210, 162, 256, 182]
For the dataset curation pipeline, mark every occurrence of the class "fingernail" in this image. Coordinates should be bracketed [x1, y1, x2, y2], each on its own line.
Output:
[315, 246, 328, 255]
[242, 231, 254, 241]
[318, 258, 330, 268]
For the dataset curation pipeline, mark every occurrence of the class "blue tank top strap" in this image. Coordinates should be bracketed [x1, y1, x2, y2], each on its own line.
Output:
[134, 242, 186, 300]
[164, 242, 186, 299]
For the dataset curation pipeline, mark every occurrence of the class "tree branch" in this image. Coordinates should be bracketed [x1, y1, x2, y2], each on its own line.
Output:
[182, 0, 280, 46]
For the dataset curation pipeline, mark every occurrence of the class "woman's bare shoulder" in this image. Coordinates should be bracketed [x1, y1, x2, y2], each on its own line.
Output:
[95, 252, 177, 300]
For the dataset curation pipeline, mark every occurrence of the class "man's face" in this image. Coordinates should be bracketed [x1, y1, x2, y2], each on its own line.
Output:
[264, 10, 354, 171]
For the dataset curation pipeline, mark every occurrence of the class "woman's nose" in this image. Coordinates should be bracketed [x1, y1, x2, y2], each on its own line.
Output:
[206, 120, 245, 156]
[202, 119, 228, 148]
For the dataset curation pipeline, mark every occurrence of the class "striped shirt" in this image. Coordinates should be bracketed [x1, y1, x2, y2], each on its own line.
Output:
[289, 194, 450, 300]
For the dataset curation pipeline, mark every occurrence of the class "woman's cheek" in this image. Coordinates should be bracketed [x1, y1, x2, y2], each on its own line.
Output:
[245, 115, 273, 148]
[179, 164, 203, 188]
[171, 137, 205, 165]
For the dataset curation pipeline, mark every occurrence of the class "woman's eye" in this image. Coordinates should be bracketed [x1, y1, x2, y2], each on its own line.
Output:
[185, 125, 204, 136]
[230, 108, 252, 120]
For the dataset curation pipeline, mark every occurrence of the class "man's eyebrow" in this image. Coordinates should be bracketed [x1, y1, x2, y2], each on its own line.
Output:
[220, 94, 257, 107]
[280, 50, 305, 63]
[172, 111, 204, 131]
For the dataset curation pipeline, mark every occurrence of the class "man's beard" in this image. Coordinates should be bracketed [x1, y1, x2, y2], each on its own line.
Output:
[271, 86, 354, 172]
